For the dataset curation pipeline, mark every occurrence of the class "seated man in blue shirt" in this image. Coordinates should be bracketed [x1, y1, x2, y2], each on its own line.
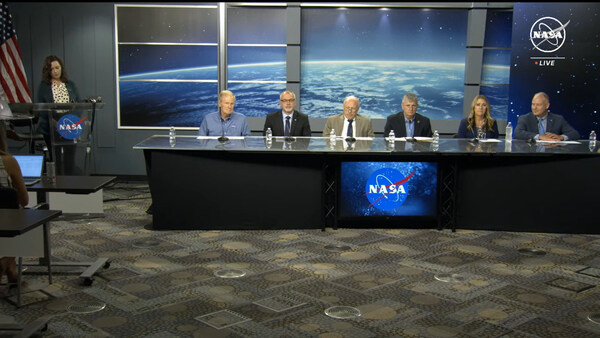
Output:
[514, 92, 580, 141]
[198, 90, 250, 137]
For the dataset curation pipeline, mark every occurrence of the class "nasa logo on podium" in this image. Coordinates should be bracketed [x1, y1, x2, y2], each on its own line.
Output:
[364, 168, 414, 211]
[57, 114, 85, 140]
[529, 16, 569, 67]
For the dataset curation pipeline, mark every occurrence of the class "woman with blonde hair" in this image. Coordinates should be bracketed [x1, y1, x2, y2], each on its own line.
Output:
[457, 95, 499, 139]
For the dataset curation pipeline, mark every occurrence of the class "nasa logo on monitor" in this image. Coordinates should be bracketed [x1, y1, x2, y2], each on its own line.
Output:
[364, 168, 413, 211]
[56, 114, 85, 140]
[529, 16, 568, 53]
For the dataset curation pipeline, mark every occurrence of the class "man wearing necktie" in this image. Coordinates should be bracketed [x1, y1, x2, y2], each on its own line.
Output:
[322, 96, 374, 138]
[514, 92, 580, 141]
[384, 93, 433, 138]
[263, 90, 312, 137]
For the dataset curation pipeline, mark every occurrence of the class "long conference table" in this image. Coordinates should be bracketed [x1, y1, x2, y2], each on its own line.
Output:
[134, 135, 600, 234]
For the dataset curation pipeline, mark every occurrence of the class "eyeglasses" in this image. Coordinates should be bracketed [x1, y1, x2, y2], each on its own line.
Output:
[280, 99, 296, 103]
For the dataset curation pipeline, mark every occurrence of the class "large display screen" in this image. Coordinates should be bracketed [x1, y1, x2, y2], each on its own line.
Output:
[338, 161, 438, 227]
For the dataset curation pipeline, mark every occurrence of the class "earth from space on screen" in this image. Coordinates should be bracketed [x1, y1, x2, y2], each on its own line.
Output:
[117, 61, 503, 127]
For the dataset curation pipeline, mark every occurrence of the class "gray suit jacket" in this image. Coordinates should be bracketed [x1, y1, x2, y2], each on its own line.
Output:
[322, 113, 374, 138]
[514, 112, 580, 140]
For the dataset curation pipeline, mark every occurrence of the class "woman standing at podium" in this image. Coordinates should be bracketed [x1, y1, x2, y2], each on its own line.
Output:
[0, 125, 29, 285]
[36, 55, 80, 172]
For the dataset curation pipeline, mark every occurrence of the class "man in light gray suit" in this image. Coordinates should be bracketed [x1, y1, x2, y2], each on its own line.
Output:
[322, 96, 374, 138]
[514, 92, 580, 141]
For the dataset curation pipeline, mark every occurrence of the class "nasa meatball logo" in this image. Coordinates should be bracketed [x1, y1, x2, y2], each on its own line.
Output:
[529, 16, 569, 53]
[365, 168, 414, 210]
[57, 114, 85, 140]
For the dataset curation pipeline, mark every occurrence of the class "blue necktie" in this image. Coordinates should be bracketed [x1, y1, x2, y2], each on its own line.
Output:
[407, 120, 414, 138]
[285, 116, 291, 137]
[347, 120, 353, 137]
[538, 118, 545, 135]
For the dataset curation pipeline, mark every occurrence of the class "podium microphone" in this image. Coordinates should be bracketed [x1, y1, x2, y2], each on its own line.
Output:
[345, 137, 356, 143]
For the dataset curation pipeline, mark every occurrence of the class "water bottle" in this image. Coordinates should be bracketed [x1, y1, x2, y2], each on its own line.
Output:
[388, 130, 395, 144]
[433, 130, 439, 144]
[329, 129, 336, 142]
[505, 122, 513, 142]
[46, 161, 56, 183]
[169, 126, 176, 142]
[266, 127, 273, 141]
[589, 130, 596, 150]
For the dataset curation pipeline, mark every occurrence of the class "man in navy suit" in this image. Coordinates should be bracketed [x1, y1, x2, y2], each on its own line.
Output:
[514, 92, 580, 141]
[263, 90, 311, 137]
[384, 93, 433, 138]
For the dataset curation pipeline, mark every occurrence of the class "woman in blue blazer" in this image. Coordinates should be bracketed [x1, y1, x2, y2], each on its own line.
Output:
[457, 95, 499, 139]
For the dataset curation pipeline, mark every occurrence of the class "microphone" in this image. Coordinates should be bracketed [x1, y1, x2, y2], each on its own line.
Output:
[469, 138, 479, 144]
[406, 137, 417, 143]
[345, 137, 356, 143]
[218, 121, 229, 143]
[527, 137, 536, 145]
[284, 136, 296, 143]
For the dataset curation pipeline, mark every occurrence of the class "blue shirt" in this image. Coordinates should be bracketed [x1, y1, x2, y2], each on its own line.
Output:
[198, 112, 250, 137]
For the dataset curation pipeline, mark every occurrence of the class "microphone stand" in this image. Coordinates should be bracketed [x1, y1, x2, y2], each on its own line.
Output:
[218, 119, 229, 143]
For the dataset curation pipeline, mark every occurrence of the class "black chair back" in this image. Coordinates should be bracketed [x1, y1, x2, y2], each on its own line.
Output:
[0, 186, 19, 209]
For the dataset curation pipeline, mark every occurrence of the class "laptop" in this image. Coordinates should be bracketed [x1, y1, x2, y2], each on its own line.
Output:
[13, 155, 44, 186]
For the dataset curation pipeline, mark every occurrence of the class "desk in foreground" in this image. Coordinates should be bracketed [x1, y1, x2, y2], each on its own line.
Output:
[0, 209, 61, 307]
[27, 175, 116, 213]
[135, 136, 600, 233]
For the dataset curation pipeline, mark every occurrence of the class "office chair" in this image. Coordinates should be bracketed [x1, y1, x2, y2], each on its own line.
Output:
[7, 116, 45, 154]
[0, 186, 18, 208]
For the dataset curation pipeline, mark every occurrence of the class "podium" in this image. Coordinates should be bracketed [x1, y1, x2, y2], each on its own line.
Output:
[11, 102, 104, 175]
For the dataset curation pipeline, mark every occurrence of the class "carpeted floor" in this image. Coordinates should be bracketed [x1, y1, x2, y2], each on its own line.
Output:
[2, 180, 600, 337]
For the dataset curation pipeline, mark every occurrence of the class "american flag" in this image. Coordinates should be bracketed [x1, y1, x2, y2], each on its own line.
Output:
[0, 2, 31, 103]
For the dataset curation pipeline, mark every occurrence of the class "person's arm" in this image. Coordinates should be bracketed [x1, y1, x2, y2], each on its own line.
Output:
[68, 81, 81, 102]
[302, 115, 312, 136]
[323, 117, 333, 137]
[457, 119, 467, 138]
[263, 115, 273, 136]
[423, 118, 433, 137]
[514, 115, 538, 140]
[490, 120, 499, 138]
[198, 118, 208, 136]
[4, 156, 29, 207]
[241, 118, 251, 136]
[383, 117, 392, 138]
[366, 119, 375, 138]
[559, 117, 580, 140]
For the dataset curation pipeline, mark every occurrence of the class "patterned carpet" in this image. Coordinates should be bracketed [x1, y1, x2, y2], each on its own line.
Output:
[2, 180, 600, 337]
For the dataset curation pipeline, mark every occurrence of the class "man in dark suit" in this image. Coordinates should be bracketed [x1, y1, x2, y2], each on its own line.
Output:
[384, 93, 433, 138]
[514, 92, 580, 141]
[263, 90, 311, 137]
